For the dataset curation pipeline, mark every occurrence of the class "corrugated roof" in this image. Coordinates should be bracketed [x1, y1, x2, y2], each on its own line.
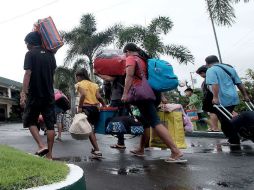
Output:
[0, 76, 22, 89]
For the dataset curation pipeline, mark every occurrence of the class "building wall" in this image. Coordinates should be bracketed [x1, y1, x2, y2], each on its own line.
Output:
[0, 87, 20, 120]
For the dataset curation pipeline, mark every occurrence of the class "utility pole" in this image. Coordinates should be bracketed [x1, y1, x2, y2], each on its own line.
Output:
[207, 0, 223, 63]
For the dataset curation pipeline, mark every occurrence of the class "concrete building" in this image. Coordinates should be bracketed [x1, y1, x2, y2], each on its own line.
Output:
[0, 77, 22, 121]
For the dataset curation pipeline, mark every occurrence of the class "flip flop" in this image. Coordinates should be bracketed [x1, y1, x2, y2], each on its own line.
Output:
[35, 148, 49, 157]
[110, 144, 126, 149]
[164, 157, 187, 163]
[130, 150, 145, 157]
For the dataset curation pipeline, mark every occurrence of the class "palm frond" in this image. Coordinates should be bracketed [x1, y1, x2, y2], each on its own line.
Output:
[234, 0, 250, 3]
[163, 45, 195, 64]
[148, 16, 173, 35]
[207, 0, 236, 26]
[72, 58, 88, 72]
[143, 33, 164, 57]
[80, 14, 97, 35]
[116, 25, 146, 48]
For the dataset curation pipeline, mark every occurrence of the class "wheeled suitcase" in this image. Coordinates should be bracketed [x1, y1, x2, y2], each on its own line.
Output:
[214, 102, 254, 142]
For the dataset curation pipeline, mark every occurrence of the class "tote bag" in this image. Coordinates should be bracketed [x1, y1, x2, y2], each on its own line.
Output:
[127, 61, 155, 103]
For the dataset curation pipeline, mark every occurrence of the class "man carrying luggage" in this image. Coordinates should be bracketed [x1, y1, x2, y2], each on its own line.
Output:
[20, 31, 57, 159]
[205, 55, 249, 144]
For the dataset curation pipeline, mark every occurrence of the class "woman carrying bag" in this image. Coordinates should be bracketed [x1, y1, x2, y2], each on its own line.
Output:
[121, 43, 186, 163]
[75, 68, 106, 158]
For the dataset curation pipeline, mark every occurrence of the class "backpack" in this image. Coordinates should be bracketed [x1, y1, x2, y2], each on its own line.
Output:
[147, 59, 179, 92]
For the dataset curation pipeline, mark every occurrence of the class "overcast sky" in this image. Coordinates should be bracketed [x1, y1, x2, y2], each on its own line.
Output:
[0, 0, 253, 89]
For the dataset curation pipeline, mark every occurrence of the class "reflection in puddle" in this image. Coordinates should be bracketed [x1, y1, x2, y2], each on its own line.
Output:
[105, 164, 155, 176]
[54, 156, 89, 162]
[188, 142, 254, 156]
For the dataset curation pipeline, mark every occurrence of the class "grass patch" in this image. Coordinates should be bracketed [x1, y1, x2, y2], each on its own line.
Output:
[0, 145, 69, 190]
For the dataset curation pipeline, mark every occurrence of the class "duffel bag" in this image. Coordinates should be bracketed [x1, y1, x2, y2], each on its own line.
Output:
[94, 49, 126, 76]
[106, 116, 144, 136]
[34, 16, 64, 52]
[147, 59, 179, 92]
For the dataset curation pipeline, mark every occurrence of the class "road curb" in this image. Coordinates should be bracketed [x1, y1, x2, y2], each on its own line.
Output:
[26, 164, 86, 190]
[186, 131, 225, 138]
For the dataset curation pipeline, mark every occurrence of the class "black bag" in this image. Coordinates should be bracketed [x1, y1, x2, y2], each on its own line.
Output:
[232, 111, 254, 142]
[214, 103, 254, 142]
[202, 81, 215, 113]
[55, 96, 70, 112]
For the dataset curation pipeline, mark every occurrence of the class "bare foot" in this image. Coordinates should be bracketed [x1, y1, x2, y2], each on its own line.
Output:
[170, 150, 183, 160]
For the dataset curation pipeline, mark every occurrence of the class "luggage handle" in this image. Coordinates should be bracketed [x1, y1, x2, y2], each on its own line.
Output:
[213, 104, 233, 121]
[245, 101, 254, 111]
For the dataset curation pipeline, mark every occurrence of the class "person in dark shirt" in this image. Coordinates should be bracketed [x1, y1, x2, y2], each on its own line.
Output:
[20, 31, 56, 159]
[98, 74, 128, 149]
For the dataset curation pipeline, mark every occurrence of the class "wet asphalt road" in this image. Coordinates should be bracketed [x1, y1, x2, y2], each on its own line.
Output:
[1, 123, 254, 190]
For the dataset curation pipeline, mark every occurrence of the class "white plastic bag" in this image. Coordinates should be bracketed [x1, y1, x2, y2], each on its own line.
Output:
[69, 113, 92, 140]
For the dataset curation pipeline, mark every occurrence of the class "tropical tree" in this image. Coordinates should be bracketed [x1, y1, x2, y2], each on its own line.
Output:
[206, 0, 250, 26]
[116, 16, 194, 64]
[235, 68, 254, 112]
[62, 14, 119, 80]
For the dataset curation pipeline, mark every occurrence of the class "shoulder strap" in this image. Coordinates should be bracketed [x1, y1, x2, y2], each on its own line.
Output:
[134, 58, 145, 78]
[213, 64, 236, 84]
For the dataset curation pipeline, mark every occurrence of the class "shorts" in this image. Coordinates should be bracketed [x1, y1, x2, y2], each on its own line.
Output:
[23, 97, 55, 130]
[135, 100, 162, 128]
[82, 106, 99, 126]
[56, 113, 64, 124]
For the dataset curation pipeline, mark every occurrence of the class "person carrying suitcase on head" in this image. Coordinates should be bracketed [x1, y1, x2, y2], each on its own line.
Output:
[205, 55, 250, 145]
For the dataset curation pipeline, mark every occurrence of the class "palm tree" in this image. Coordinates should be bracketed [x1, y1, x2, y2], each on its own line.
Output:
[207, 0, 250, 26]
[205, 0, 251, 62]
[116, 16, 194, 64]
[62, 14, 119, 80]
[54, 59, 85, 114]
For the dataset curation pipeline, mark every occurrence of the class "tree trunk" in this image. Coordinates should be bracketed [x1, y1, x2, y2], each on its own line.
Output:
[88, 56, 95, 81]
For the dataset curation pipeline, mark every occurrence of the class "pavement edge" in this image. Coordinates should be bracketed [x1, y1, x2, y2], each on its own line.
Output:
[26, 164, 86, 190]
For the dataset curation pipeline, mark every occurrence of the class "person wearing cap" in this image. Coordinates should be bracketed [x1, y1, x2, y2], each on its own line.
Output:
[196, 65, 220, 132]
[205, 55, 249, 144]
[20, 31, 56, 159]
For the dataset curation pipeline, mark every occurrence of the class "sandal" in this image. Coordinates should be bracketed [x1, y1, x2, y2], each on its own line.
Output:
[35, 148, 49, 157]
[130, 150, 145, 157]
[91, 149, 102, 158]
[110, 144, 126, 149]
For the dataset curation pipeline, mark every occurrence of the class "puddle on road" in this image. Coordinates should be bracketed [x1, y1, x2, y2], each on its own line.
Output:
[104, 164, 155, 176]
[54, 156, 90, 163]
[188, 143, 254, 156]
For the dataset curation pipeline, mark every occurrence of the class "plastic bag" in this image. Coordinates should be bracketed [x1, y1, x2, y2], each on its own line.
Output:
[69, 113, 92, 140]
